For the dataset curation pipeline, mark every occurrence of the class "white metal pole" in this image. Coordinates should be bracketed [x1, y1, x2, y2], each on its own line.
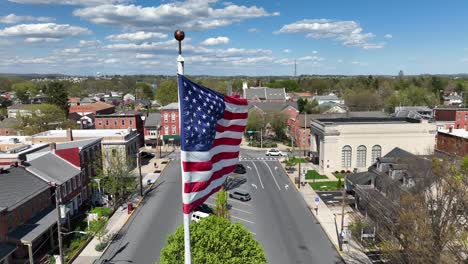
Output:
[175, 30, 192, 264]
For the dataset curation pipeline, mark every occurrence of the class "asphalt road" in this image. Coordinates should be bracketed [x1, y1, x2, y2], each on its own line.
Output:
[100, 161, 183, 264]
[99, 149, 342, 264]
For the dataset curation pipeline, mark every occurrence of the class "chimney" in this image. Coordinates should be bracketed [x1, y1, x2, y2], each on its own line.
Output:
[67, 128, 74, 141]
[449, 127, 453, 133]
[49, 142, 56, 151]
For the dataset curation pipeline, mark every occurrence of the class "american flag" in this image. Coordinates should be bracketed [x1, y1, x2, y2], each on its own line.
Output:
[178, 75, 248, 214]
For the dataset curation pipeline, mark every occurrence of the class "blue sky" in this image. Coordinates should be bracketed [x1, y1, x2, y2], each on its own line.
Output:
[0, 0, 467, 76]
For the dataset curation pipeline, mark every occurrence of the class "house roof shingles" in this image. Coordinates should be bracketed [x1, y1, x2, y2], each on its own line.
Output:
[144, 113, 161, 127]
[0, 166, 49, 210]
[26, 152, 81, 184]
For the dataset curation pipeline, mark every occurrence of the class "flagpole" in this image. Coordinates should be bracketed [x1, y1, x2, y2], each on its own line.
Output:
[175, 29, 192, 264]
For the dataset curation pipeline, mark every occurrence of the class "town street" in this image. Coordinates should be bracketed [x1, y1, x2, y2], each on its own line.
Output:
[99, 149, 342, 264]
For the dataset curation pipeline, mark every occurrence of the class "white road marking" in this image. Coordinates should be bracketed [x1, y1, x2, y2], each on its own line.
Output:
[285, 184, 289, 190]
[251, 183, 257, 189]
[232, 215, 255, 224]
[246, 165, 252, 170]
[228, 198, 252, 206]
[250, 161, 264, 189]
[204, 201, 252, 214]
[263, 161, 281, 190]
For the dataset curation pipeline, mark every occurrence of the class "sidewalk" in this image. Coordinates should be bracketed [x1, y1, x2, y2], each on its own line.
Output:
[284, 167, 372, 264]
[72, 156, 169, 264]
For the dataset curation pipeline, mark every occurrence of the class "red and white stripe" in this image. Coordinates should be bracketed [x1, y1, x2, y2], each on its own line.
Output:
[182, 95, 247, 214]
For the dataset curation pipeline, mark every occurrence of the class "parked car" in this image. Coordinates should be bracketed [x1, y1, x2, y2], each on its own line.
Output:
[195, 203, 213, 214]
[234, 164, 246, 174]
[229, 191, 251, 201]
[265, 149, 285, 156]
[141, 152, 155, 159]
[191, 211, 209, 222]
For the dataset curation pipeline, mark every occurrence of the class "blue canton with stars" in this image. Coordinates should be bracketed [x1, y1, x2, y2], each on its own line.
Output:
[178, 75, 226, 152]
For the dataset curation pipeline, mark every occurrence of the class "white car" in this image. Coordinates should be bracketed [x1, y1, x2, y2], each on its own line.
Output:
[191, 211, 209, 222]
[265, 149, 285, 156]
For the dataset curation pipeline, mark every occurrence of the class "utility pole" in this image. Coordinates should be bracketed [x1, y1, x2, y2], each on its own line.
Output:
[137, 152, 143, 196]
[55, 187, 65, 264]
[339, 174, 346, 251]
[294, 59, 297, 77]
[298, 161, 301, 189]
[260, 128, 263, 149]
[304, 112, 307, 157]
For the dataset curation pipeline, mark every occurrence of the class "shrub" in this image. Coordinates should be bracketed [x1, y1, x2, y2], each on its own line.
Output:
[335, 171, 340, 174]
[340, 170, 346, 173]
[90, 207, 113, 218]
[95, 242, 108, 252]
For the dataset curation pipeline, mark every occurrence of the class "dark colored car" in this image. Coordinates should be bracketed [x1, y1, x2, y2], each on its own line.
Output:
[140, 152, 155, 159]
[234, 164, 246, 174]
[229, 191, 251, 201]
[196, 203, 213, 214]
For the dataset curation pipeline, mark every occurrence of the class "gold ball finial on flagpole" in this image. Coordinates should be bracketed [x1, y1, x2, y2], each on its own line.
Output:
[174, 30, 185, 55]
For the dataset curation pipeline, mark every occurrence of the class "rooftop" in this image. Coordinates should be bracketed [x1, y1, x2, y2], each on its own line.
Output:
[161, 102, 179, 110]
[316, 116, 420, 124]
[56, 138, 101, 150]
[33, 129, 135, 138]
[26, 152, 81, 184]
[144, 113, 161, 127]
[438, 128, 468, 139]
[248, 102, 298, 112]
[0, 166, 50, 210]
[69, 101, 115, 112]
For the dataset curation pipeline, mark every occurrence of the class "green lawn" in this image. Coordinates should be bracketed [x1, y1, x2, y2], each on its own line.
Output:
[309, 181, 343, 191]
[305, 170, 328, 180]
[334, 173, 345, 179]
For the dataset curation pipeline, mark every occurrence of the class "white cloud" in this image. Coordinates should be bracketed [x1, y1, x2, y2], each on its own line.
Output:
[139, 61, 160, 65]
[460, 58, 468, 63]
[312, 50, 318, 54]
[8, 0, 128, 5]
[73, 0, 278, 31]
[79, 39, 101, 47]
[106, 31, 168, 42]
[384, 34, 393, 39]
[248, 28, 258, 32]
[351, 61, 368, 66]
[0, 23, 90, 41]
[282, 49, 291, 53]
[298, 56, 324, 61]
[274, 58, 295, 65]
[24, 37, 61, 42]
[63, 48, 81, 54]
[103, 58, 119, 64]
[200, 36, 229, 46]
[337, 59, 343, 63]
[0, 14, 54, 24]
[276, 19, 385, 49]
[135, 53, 156, 59]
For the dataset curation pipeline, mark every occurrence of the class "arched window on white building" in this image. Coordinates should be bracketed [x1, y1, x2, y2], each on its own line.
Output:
[357, 145, 367, 167]
[371, 145, 382, 164]
[341, 145, 352, 168]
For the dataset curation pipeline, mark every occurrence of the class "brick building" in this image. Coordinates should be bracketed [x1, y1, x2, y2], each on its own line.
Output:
[160, 103, 180, 144]
[95, 113, 144, 146]
[0, 166, 55, 264]
[433, 107, 468, 130]
[435, 128, 468, 157]
[0, 119, 19, 136]
[26, 150, 83, 217]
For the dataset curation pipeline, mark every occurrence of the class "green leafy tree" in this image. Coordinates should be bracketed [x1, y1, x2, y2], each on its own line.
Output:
[88, 218, 108, 242]
[214, 189, 229, 219]
[13, 82, 35, 104]
[14, 104, 73, 135]
[266, 111, 288, 140]
[303, 99, 319, 114]
[159, 216, 267, 264]
[246, 109, 266, 135]
[93, 152, 138, 210]
[44, 82, 69, 114]
[266, 79, 299, 92]
[136, 83, 154, 100]
[297, 98, 307, 113]
[155, 80, 178, 106]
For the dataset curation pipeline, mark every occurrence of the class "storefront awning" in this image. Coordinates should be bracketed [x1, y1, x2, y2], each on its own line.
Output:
[162, 135, 180, 141]
[0, 243, 16, 262]
[9, 207, 57, 244]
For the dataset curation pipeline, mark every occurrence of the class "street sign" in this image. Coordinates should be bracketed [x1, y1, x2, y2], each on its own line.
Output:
[247, 130, 254, 134]
[314, 196, 320, 205]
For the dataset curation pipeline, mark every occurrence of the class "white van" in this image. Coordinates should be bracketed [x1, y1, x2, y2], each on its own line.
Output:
[191, 211, 209, 222]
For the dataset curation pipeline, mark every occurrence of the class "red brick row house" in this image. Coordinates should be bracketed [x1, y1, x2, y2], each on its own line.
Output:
[160, 103, 180, 144]
[95, 113, 144, 146]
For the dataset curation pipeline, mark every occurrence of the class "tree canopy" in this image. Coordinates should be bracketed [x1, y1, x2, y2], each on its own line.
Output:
[45, 81, 69, 114]
[155, 80, 178, 106]
[14, 104, 78, 135]
[159, 216, 267, 264]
